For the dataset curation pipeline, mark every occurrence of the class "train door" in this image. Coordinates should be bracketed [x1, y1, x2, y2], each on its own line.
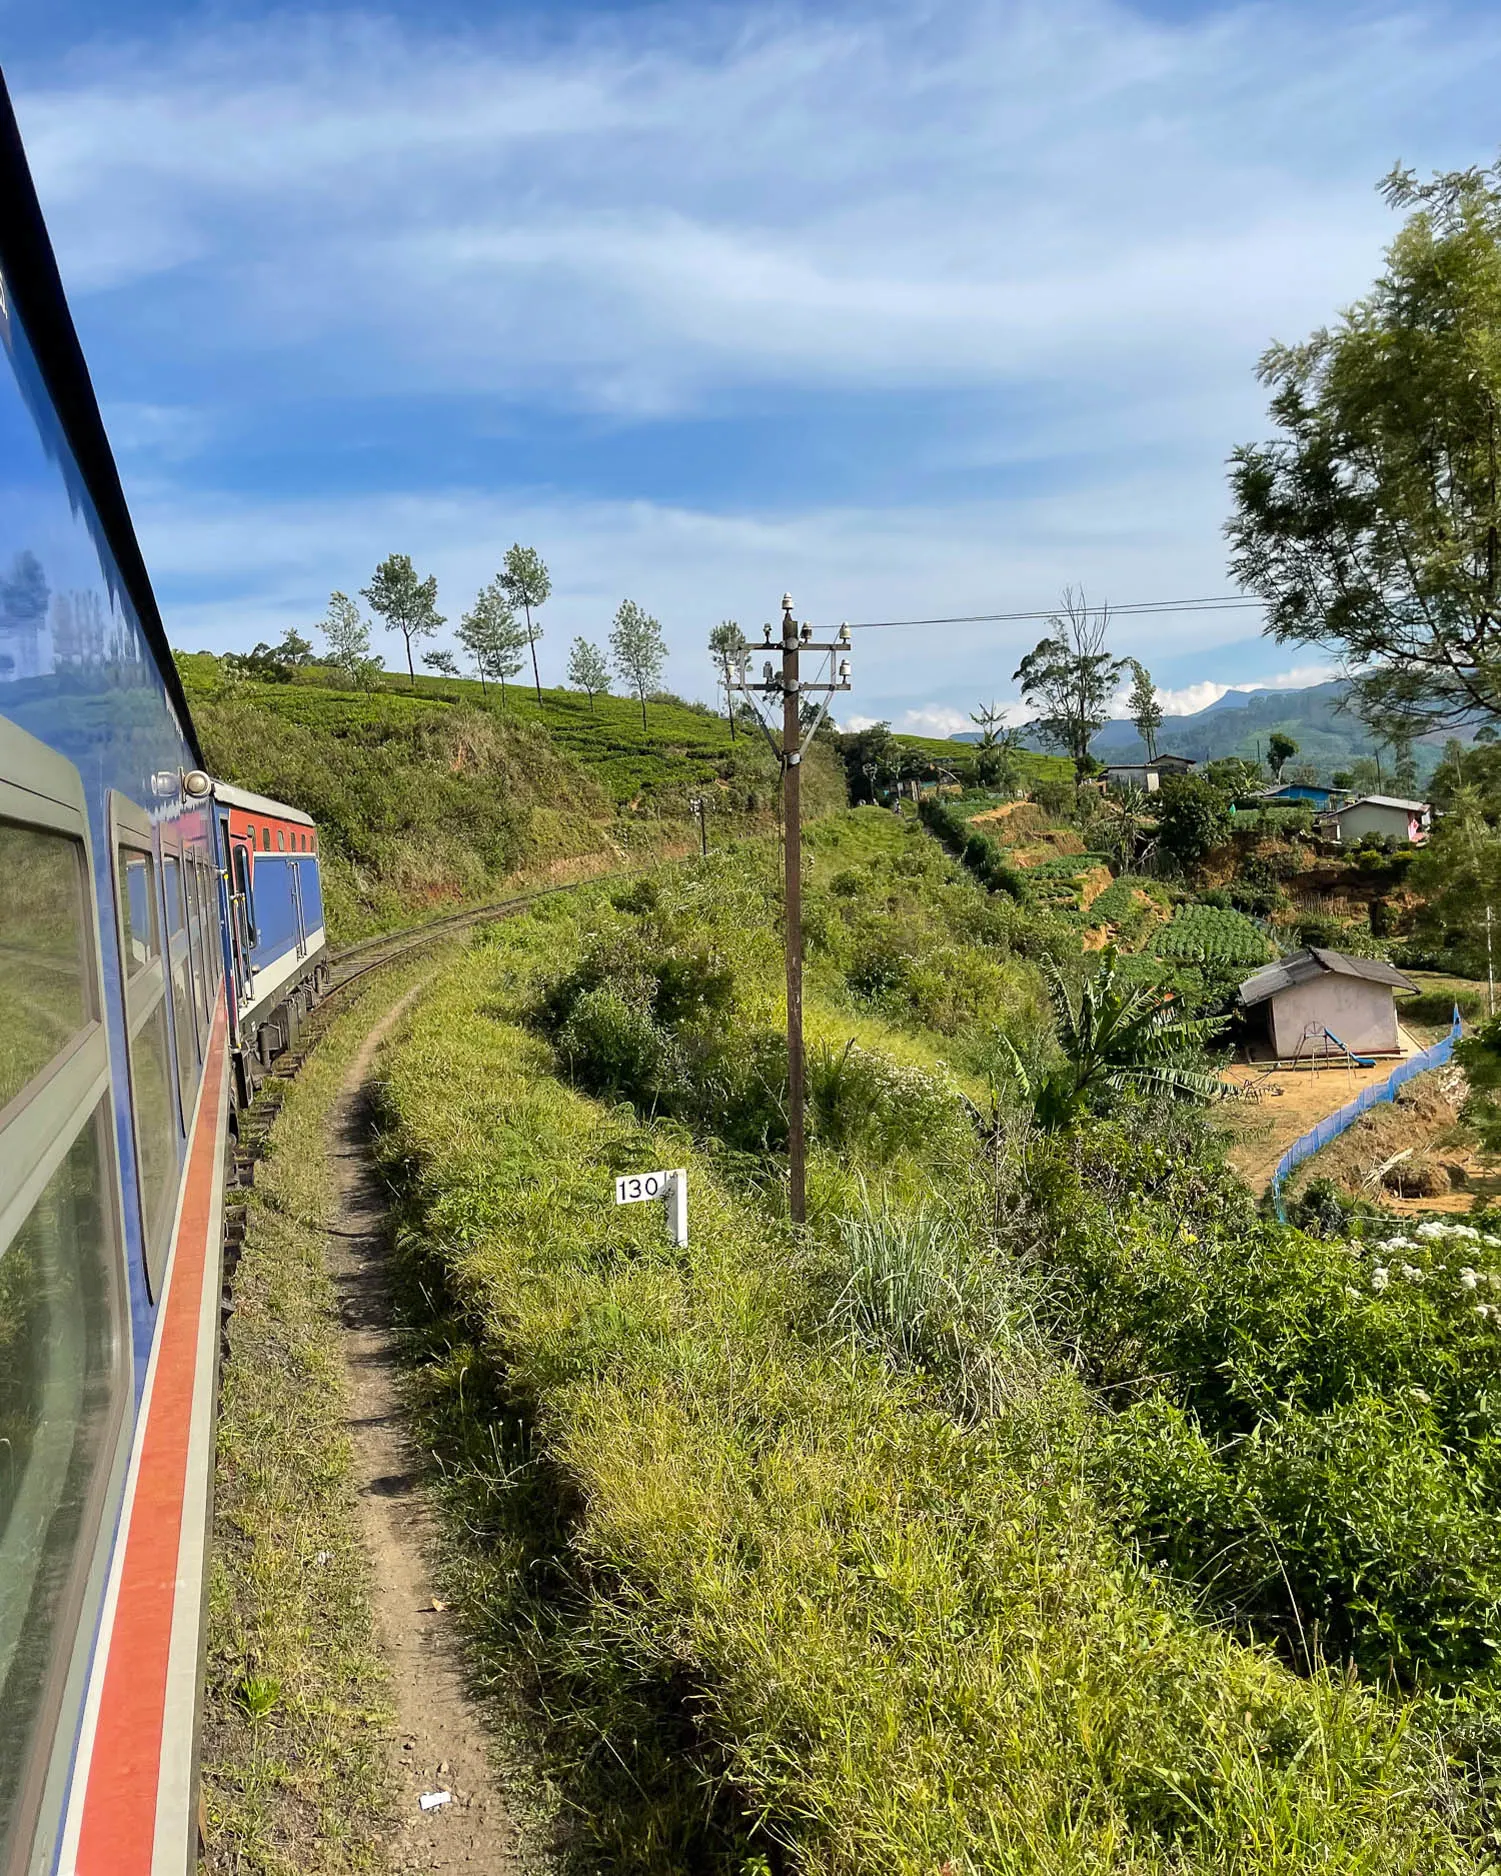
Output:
[228, 838, 257, 1011]
[289, 855, 308, 960]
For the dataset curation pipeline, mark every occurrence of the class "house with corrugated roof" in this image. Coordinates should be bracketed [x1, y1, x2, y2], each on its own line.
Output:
[1326, 795, 1431, 845]
[1237, 946, 1418, 1060]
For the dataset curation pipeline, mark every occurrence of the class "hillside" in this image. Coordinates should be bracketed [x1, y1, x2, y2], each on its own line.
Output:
[1087, 679, 1452, 779]
[176, 655, 843, 941]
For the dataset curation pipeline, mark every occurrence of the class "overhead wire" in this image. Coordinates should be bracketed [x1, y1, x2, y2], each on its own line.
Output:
[842, 596, 1264, 630]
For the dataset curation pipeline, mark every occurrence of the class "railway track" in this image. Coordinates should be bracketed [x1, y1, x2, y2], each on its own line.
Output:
[219, 870, 626, 1307]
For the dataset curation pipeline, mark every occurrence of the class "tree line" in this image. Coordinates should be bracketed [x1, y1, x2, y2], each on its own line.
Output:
[245, 545, 675, 731]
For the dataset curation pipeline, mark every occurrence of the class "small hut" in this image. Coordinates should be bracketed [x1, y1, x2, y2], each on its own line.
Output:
[1237, 946, 1418, 1061]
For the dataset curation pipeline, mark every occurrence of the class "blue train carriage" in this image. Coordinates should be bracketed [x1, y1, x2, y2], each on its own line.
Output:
[213, 782, 330, 1104]
[0, 73, 325, 1876]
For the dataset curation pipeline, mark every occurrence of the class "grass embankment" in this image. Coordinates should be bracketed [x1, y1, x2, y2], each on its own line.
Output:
[175, 655, 843, 943]
[200, 956, 448, 1875]
[377, 875, 1479, 1873]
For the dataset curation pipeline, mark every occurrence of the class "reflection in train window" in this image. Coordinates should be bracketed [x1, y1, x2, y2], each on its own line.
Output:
[113, 831, 180, 1293]
[162, 856, 199, 1105]
[0, 821, 94, 1115]
[116, 848, 158, 978]
[0, 1107, 125, 1866]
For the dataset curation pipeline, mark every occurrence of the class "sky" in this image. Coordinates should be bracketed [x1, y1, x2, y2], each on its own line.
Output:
[6, 0, 1501, 728]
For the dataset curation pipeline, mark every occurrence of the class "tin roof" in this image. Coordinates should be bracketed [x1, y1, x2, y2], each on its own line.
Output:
[1237, 945, 1418, 1008]
[213, 780, 317, 828]
[1335, 795, 1429, 813]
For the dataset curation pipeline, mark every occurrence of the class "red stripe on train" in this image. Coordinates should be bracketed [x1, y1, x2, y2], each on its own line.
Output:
[75, 1007, 226, 1874]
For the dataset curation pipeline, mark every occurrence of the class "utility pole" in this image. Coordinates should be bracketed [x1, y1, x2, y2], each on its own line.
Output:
[735, 595, 852, 1223]
[689, 794, 709, 858]
[1487, 903, 1495, 1018]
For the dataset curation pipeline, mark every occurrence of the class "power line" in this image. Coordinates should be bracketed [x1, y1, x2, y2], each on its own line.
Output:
[844, 595, 1263, 630]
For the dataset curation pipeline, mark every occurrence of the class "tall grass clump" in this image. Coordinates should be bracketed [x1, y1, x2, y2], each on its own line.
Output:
[374, 908, 1483, 1875]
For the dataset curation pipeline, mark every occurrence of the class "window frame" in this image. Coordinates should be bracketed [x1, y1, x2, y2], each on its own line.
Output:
[0, 715, 131, 1874]
[108, 792, 183, 1298]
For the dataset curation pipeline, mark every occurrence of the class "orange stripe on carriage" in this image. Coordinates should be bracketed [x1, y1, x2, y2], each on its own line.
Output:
[75, 1007, 227, 1875]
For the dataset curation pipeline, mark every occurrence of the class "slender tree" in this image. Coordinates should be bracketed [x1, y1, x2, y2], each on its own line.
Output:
[320, 591, 382, 690]
[708, 620, 749, 738]
[1013, 587, 1125, 774]
[610, 599, 667, 731]
[457, 580, 527, 703]
[567, 637, 611, 710]
[1127, 659, 1163, 761]
[361, 553, 443, 688]
[499, 544, 551, 706]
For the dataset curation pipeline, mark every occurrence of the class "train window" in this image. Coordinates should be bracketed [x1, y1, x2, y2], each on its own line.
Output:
[110, 807, 182, 1298]
[0, 721, 127, 1876]
[261, 827, 270, 851]
[276, 829, 285, 851]
[0, 822, 94, 1117]
[162, 855, 200, 1114]
[116, 848, 158, 979]
[232, 843, 257, 946]
[0, 1107, 125, 1859]
[185, 859, 213, 1046]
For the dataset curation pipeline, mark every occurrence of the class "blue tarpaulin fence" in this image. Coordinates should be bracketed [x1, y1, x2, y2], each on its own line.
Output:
[1269, 1010, 1464, 1221]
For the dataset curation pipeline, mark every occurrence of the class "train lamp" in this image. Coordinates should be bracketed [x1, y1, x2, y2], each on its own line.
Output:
[732, 597, 852, 1224]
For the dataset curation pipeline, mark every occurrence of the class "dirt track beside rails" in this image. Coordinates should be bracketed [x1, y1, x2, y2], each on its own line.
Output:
[328, 985, 525, 1875]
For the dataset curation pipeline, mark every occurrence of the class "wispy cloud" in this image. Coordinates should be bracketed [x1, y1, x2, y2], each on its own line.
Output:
[9, 0, 1501, 709]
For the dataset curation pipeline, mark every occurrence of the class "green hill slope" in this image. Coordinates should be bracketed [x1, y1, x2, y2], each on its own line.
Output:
[176, 656, 842, 941]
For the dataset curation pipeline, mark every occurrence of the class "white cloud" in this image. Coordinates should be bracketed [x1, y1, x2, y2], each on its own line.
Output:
[16, 0, 1499, 413]
[10, 0, 1500, 714]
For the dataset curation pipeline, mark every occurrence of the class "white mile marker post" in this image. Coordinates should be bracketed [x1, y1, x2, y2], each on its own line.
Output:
[613, 1167, 688, 1247]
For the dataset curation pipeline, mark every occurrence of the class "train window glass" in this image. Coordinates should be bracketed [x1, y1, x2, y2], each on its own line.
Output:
[185, 861, 212, 1043]
[130, 999, 178, 1246]
[0, 822, 93, 1117]
[161, 856, 184, 934]
[261, 827, 270, 852]
[276, 829, 285, 852]
[0, 1104, 125, 1867]
[163, 859, 199, 1103]
[111, 813, 182, 1295]
[116, 848, 158, 979]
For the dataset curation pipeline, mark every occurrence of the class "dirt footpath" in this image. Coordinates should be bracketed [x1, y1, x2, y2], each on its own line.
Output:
[327, 986, 526, 1875]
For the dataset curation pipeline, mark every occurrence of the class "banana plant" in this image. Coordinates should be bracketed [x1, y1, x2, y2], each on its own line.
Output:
[1003, 946, 1226, 1129]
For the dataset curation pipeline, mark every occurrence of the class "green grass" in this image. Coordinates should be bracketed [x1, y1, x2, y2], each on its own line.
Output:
[890, 732, 1073, 786]
[372, 881, 1482, 1874]
[199, 956, 448, 1875]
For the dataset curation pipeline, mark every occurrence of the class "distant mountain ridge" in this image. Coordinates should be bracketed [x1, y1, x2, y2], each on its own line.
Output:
[951, 679, 1453, 782]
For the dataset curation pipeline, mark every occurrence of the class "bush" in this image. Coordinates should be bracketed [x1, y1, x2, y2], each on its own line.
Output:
[378, 932, 1479, 1873]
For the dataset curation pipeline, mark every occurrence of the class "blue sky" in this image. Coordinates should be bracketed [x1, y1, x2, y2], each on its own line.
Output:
[6, 0, 1501, 727]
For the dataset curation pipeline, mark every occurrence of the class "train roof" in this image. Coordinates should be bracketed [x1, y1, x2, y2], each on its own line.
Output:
[213, 780, 317, 828]
[0, 74, 203, 765]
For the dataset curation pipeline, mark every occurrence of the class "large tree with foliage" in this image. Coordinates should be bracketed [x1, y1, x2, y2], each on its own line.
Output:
[1013, 588, 1125, 773]
[499, 544, 551, 706]
[457, 580, 528, 703]
[708, 621, 749, 739]
[361, 554, 443, 688]
[1155, 774, 1232, 876]
[1229, 160, 1501, 738]
[1127, 660, 1163, 761]
[610, 600, 667, 729]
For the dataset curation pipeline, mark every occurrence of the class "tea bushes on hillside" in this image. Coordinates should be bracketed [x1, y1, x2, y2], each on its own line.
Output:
[1022, 1116, 1501, 1689]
